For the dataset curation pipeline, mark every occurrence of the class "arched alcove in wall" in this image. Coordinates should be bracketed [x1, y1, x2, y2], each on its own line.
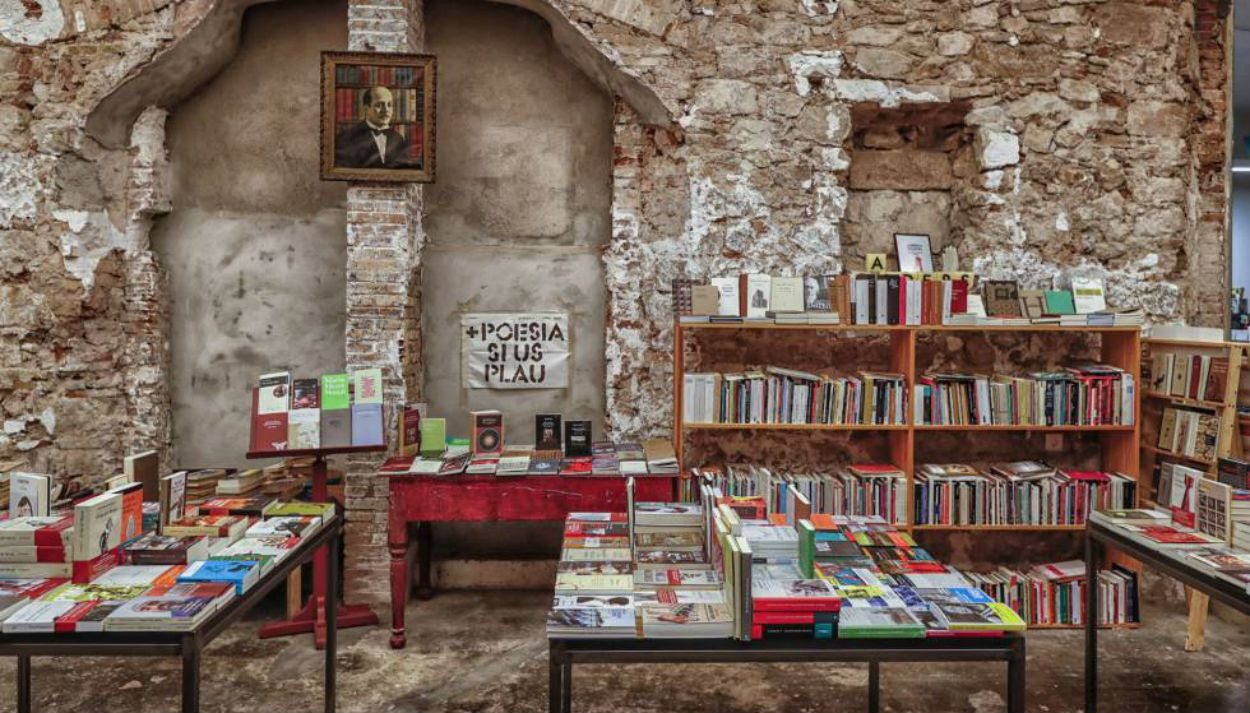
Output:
[151, 0, 350, 469]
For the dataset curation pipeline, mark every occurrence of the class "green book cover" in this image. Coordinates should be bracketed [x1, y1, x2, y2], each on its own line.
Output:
[420, 418, 446, 457]
[1043, 290, 1076, 315]
[320, 374, 350, 410]
[798, 520, 814, 578]
[352, 368, 384, 405]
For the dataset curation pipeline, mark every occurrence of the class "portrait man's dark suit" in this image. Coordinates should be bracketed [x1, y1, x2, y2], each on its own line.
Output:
[335, 121, 411, 168]
[334, 85, 412, 169]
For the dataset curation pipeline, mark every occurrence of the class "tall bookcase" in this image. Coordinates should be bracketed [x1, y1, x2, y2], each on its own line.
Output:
[1139, 337, 1247, 651]
[673, 322, 1142, 628]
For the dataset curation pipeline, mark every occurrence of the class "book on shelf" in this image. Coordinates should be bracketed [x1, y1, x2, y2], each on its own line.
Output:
[684, 367, 907, 426]
[914, 366, 1134, 426]
[913, 464, 1136, 527]
[740, 274, 771, 319]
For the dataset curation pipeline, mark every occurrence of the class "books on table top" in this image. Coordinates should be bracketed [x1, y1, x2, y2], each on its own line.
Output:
[0, 515, 74, 548]
[197, 496, 272, 517]
[633, 550, 709, 570]
[634, 569, 722, 590]
[553, 573, 634, 595]
[10, 472, 53, 517]
[262, 501, 336, 523]
[103, 594, 219, 632]
[837, 607, 925, 638]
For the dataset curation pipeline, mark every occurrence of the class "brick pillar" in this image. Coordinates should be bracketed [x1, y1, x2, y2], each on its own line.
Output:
[124, 107, 175, 468]
[344, 0, 425, 605]
[1187, 0, 1229, 327]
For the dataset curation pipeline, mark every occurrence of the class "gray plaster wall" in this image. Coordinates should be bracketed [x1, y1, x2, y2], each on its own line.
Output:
[153, 0, 349, 469]
[422, 0, 612, 446]
[421, 0, 612, 557]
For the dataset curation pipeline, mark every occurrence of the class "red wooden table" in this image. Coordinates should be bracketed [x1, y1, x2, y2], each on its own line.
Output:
[387, 474, 676, 649]
[247, 445, 384, 649]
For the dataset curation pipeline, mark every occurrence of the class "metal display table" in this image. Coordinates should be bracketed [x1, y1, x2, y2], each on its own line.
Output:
[1085, 516, 1250, 713]
[0, 517, 344, 713]
[548, 633, 1026, 713]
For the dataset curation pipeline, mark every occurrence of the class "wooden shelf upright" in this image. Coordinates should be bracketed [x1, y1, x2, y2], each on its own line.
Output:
[672, 321, 1142, 630]
[1139, 338, 1248, 651]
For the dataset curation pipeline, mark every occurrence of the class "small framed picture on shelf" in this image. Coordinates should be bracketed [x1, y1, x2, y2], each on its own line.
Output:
[894, 233, 933, 272]
[320, 51, 436, 183]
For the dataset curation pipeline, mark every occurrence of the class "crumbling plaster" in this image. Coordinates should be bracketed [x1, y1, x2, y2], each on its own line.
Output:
[0, 0, 1233, 597]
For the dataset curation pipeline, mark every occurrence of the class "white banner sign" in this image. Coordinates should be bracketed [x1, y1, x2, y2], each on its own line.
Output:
[462, 312, 570, 389]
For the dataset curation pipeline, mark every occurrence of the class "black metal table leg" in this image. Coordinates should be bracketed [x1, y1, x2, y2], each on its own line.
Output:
[548, 642, 562, 713]
[17, 654, 31, 713]
[326, 523, 339, 713]
[561, 656, 572, 713]
[181, 636, 200, 713]
[1008, 635, 1026, 713]
[1085, 529, 1099, 713]
[867, 661, 880, 713]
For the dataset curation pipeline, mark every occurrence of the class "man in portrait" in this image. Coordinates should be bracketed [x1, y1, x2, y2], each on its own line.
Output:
[335, 85, 411, 168]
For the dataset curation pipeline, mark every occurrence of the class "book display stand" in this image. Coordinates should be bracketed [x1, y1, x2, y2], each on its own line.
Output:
[246, 445, 385, 649]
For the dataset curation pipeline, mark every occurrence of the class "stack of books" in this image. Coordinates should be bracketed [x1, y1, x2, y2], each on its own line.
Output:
[215, 469, 265, 498]
[0, 514, 74, 578]
[691, 463, 908, 526]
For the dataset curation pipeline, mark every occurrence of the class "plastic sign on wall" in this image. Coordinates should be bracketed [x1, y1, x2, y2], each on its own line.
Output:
[461, 312, 570, 389]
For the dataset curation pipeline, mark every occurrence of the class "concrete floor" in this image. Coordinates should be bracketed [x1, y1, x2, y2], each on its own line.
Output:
[1, 591, 1247, 713]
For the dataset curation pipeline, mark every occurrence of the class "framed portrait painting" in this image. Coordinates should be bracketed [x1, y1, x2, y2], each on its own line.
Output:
[320, 51, 436, 182]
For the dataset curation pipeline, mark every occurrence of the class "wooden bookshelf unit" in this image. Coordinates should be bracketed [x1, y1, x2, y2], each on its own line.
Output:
[672, 321, 1142, 630]
[673, 322, 1142, 528]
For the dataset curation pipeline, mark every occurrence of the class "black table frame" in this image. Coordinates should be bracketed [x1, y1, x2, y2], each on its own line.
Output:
[549, 633, 1026, 713]
[1085, 518, 1250, 713]
[0, 518, 342, 713]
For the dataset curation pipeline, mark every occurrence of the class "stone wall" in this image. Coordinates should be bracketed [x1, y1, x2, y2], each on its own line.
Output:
[0, 0, 1235, 603]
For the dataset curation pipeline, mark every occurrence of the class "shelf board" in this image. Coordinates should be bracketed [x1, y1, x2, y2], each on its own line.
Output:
[913, 424, 1134, 432]
[911, 524, 1086, 532]
[1142, 391, 1228, 410]
[1028, 622, 1140, 630]
[1142, 337, 1230, 349]
[1140, 445, 1214, 467]
[683, 423, 907, 431]
[677, 322, 1139, 333]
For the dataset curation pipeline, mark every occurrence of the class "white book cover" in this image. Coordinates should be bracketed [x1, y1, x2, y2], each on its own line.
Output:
[711, 277, 740, 316]
[71, 492, 123, 562]
[93, 565, 177, 587]
[287, 409, 320, 449]
[2, 600, 76, 632]
[257, 371, 291, 414]
[1071, 276, 1107, 314]
[9, 472, 51, 517]
[770, 276, 804, 313]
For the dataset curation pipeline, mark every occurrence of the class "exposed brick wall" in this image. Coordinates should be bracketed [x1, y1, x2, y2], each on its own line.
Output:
[342, 0, 425, 605]
[0, 0, 1237, 599]
[1187, 0, 1230, 327]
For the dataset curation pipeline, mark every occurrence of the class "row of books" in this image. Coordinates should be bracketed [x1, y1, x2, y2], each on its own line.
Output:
[690, 464, 907, 527]
[379, 439, 679, 477]
[1148, 352, 1230, 403]
[914, 366, 1135, 426]
[912, 462, 1137, 527]
[674, 270, 1140, 326]
[683, 368, 907, 426]
[0, 501, 334, 632]
[966, 560, 1139, 626]
[334, 64, 422, 87]
[1156, 407, 1219, 463]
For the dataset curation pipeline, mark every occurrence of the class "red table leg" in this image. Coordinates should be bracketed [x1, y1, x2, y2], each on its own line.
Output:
[389, 500, 409, 649]
[259, 455, 379, 649]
